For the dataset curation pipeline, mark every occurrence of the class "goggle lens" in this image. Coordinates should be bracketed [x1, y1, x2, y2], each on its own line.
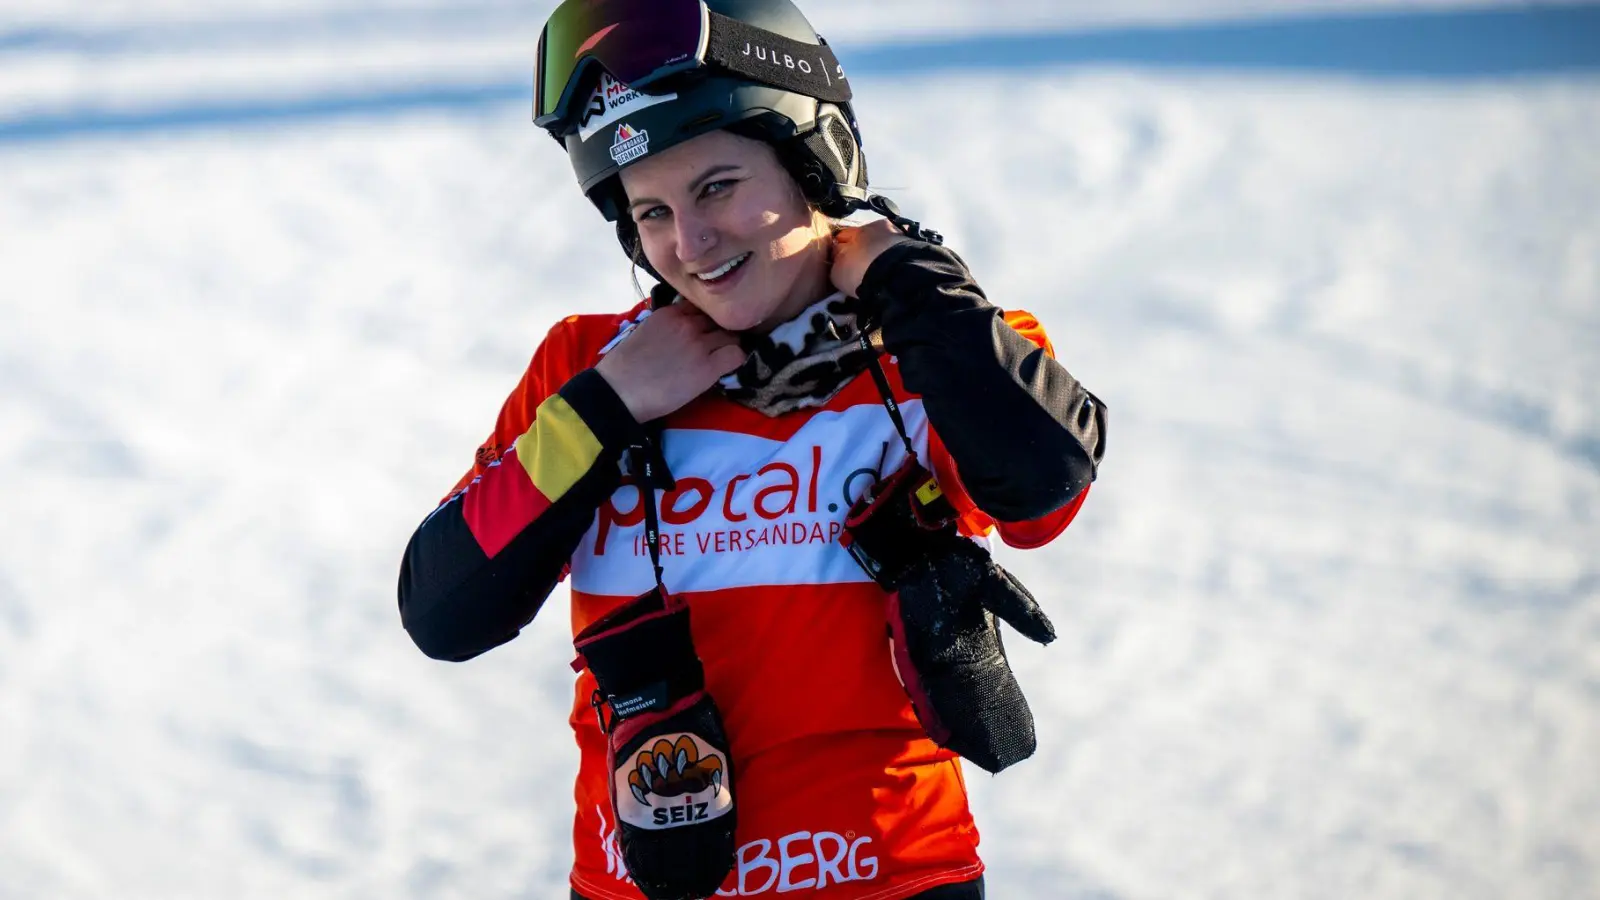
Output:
[536, 0, 707, 127]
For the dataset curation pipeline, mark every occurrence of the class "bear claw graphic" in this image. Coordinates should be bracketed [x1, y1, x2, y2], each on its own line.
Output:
[626, 735, 725, 807]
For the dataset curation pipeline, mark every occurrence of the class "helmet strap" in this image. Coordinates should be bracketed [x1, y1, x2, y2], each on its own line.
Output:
[832, 185, 945, 246]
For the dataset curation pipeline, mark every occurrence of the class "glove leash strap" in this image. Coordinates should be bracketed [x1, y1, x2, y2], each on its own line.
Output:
[626, 435, 674, 597]
[858, 332, 919, 465]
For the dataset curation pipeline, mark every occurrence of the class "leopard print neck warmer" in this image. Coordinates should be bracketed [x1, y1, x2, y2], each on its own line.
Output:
[716, 292, 876, 417]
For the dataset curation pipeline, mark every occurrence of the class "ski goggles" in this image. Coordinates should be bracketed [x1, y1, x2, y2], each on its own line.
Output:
[534, 0, 852, 131]
[534, 0, 712, 130]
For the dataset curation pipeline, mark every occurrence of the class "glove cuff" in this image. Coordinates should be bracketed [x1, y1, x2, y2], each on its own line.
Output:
[574, 591, 704, 725]
[842, 457, 960, 587]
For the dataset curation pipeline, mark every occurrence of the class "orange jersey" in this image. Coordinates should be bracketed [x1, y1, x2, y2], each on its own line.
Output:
[434, 299, 1086, 899]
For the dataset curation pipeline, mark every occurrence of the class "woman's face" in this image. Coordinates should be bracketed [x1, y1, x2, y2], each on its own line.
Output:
[620, 129, 832, 333]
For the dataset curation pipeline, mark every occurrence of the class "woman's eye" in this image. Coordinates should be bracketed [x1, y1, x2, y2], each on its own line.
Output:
[703, 179, 737, 198]
[637, 206, 669, 222]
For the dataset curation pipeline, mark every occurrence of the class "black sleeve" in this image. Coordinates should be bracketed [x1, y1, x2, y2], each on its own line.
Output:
[397, 368, 647, 662]
[857, 241, 1107, 522]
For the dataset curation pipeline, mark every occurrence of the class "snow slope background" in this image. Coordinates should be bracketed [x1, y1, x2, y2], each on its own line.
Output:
[1, 1, 1597, 898]
[8, 0, 1597, 38]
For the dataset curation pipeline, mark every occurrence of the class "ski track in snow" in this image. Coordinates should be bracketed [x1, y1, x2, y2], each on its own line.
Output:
[1, 3, 1598, 899]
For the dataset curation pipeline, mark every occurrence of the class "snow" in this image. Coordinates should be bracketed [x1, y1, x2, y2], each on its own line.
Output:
[1, 2, 1597, 898]
[5, 1, 1591, 40]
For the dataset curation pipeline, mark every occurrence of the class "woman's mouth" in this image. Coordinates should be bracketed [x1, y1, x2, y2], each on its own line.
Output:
[695, 252, 752, 286]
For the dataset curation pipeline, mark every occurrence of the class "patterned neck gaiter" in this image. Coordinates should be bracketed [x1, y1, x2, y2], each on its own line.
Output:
[716, 292, 877, 417]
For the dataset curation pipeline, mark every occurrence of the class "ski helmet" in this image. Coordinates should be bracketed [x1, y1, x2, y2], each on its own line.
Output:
[533, 0, 939, 273]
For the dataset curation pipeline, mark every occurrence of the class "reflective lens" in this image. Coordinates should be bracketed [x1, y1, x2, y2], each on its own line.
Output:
[536, 0, 709, 128]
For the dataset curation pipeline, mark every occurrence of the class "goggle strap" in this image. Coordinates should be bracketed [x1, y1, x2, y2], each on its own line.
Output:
[704, 12, 854, 104]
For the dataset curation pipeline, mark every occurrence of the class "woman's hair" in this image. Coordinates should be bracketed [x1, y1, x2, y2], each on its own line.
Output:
[628, 237, 650, 300]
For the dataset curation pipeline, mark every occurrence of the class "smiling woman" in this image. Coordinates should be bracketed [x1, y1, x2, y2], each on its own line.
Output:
[620, 131, 832, 336]
[396, 1, 1108, 899]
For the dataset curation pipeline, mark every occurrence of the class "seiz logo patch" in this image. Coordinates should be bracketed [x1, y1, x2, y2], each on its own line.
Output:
[615, 733, 732, 830]
[572, 402, 930, 596]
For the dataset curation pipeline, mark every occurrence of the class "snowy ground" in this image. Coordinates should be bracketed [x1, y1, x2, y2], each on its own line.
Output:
[1, 2, 1597, 898]
[9, 0, 1592, 39]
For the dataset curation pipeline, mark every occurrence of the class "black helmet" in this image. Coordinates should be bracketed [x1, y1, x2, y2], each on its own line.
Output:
[534, 0, 939, 272]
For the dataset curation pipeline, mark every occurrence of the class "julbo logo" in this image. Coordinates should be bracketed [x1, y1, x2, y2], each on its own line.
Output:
[740, 42, 848, 85]
[742, 42, 815, 74]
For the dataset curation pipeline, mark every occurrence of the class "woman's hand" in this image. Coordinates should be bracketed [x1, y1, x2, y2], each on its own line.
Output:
[594, 304, 748, 423]
[830, 219, 913, 299]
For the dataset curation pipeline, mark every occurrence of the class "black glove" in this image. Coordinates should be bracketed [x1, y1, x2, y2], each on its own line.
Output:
[843, 459, 1055, 774]
[572, 590, 736, 900]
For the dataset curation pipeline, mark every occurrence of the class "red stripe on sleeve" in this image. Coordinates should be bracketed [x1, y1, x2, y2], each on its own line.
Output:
[460, 448, 554, 558]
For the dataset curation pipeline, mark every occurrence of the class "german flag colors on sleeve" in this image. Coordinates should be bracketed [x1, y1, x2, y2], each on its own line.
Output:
[399, 361, 645, 662]
[461, 391, 606, 558]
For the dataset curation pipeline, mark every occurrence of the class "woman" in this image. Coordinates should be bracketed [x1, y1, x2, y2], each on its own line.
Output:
[398, 1, 1107, 897]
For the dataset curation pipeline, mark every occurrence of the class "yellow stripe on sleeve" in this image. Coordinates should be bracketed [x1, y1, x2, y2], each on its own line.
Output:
[513, 393, 605, 503]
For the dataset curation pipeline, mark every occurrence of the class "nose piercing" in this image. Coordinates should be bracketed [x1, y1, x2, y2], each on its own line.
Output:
[700, 234, 711, 243]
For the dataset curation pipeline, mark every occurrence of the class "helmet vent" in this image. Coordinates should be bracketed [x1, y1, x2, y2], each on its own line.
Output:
[827, 116, 856, 175]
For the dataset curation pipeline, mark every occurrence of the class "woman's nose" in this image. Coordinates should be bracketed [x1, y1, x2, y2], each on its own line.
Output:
[673, 211, 716, 264]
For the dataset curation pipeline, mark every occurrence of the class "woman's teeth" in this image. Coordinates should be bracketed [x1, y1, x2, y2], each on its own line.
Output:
[697, 253, 751, 282]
